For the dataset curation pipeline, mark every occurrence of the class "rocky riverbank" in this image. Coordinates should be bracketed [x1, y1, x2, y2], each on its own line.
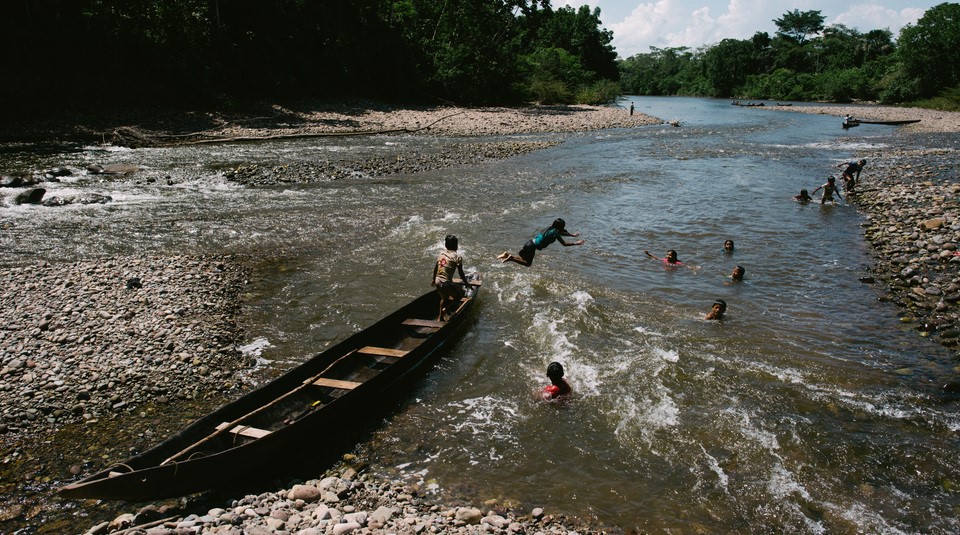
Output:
[84, 457, 614, 535]
[849, 142, 960, 353]
[0, 254, 255, 533]
[764, 103, 960, 353]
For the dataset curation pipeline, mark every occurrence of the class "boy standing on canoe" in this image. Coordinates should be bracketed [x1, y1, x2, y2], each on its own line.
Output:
[432, 234, 469, 320]
[498, 218, 584, 267]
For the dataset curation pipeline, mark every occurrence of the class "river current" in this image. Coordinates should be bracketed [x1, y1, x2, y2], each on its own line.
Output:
[2, 97, 958, 533]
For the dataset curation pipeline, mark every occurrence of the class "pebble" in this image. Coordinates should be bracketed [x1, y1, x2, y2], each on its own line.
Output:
[849, 142, 960, 351]
[0, 255, 251, 437]
[91, 464, 609, 534]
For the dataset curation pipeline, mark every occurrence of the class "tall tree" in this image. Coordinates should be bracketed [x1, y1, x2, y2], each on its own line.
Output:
[897, 2, 960, 97]
[774, 9, 825, 44]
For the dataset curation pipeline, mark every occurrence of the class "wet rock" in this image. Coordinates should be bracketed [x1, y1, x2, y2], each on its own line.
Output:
[0, 171, 36, 188]
[13, 188, 45, 205]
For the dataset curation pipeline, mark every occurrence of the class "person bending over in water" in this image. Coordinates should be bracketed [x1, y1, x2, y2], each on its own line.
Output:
[723, 240, 735, 253]
[838, 159, 866, 193]
[432, 234, 469, 321]
[811, 176, 843, 204]
[542, 361, 572, 401]
[795, 189, 812, 203]
[706, 299, 727, 320]
[498, 218, 584, 267]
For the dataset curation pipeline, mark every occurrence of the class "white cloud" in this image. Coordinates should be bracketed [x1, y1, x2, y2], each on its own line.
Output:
[830, 5, 926, 33]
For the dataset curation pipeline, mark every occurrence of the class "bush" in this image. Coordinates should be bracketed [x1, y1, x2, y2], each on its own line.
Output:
[575, 80, 622, 104]
[530, 78, 574, 104]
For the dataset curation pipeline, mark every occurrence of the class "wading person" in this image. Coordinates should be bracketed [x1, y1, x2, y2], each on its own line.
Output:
[811, 176, 843, 204]
[498, 218, 584, 267]
[432, 234, 469, 321]
[838, 159, 866, 193]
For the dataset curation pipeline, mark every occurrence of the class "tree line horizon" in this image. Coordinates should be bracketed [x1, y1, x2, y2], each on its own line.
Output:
[1, 1, 958, 119]
[619, 3, 960, 107]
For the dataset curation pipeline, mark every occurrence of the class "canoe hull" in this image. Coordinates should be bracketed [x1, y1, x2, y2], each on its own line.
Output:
[60, 280, 480, 501]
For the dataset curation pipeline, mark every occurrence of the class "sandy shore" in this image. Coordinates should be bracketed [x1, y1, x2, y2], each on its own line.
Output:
[3, 99, 662, 147]
[759, 103, 960, 133]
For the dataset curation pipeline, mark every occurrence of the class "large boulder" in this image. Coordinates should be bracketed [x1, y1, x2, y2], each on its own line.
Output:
[13, 188, 45, 205]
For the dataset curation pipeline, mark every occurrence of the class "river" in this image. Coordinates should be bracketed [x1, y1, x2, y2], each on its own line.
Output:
[2, 96, 959, 533]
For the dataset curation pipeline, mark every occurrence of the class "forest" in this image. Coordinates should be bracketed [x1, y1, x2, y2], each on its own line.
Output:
[618, 3, 960, 106]
[2, 1, 959, 120]
[0, 0, 619, 118]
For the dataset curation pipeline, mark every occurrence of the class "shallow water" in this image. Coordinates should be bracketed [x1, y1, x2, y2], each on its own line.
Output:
[2, 97, 959, 533]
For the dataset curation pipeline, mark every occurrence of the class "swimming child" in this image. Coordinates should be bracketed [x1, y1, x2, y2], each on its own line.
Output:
[795, 189, 812, 203]
[723, 240, 735, 253]
[731, 265, 745, 281]
[645, 249, 683, 265]
[543, 361, 572, 400]
[811, 176, 843, 204]
[498, 218, 584, 267]
[705, 299, 726, 320]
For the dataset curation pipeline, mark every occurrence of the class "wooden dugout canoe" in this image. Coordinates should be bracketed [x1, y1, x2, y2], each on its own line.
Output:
[60, 275, 481, 501]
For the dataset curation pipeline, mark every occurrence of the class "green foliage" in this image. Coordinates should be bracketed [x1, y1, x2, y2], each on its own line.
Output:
[897, 2, 960, 97]
[575, 80, 622, 104]
[0, 0, 625, 115]
[906, 86, 960, 110]
[617, 4, 960, 104]
[774, 9, 825, 44]
[530, 78, 574, 104]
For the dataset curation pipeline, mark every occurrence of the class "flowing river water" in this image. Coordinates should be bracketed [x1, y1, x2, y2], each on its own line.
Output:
[3, 97, 959, 533]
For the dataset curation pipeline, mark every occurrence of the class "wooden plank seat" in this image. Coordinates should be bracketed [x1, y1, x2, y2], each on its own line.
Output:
[309, 377, 362, 390]
[403, 318, 446, 329]
[215, 422, 271, 439]
[357, 346, 408, 357]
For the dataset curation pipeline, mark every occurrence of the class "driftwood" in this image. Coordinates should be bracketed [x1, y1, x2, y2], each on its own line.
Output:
[111, 111, 466, 148]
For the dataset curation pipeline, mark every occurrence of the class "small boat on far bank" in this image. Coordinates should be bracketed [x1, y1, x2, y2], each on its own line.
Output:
[859, 119, 922, 126]
[843, 118, 921, 129]
[60, 275, 482, 501]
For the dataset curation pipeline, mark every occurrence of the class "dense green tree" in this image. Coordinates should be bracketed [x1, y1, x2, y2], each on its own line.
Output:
[532, 5, 618, 81]
[774, 9, 825, 44]
[702, 38, 756, 96]
[897, 2, 960, 97]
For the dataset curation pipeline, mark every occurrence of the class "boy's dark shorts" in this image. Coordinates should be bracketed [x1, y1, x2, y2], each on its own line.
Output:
[518, 240, 537, 265]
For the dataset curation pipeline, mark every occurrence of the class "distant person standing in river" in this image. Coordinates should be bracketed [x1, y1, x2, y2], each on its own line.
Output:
[629, 102, 635, 116]
[811, 176, 843, 204]
[498, 218, 584, 267]
[432, 234, 469, 320]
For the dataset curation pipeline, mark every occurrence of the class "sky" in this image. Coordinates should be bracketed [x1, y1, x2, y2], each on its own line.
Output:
[559, 1, 942, 58]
